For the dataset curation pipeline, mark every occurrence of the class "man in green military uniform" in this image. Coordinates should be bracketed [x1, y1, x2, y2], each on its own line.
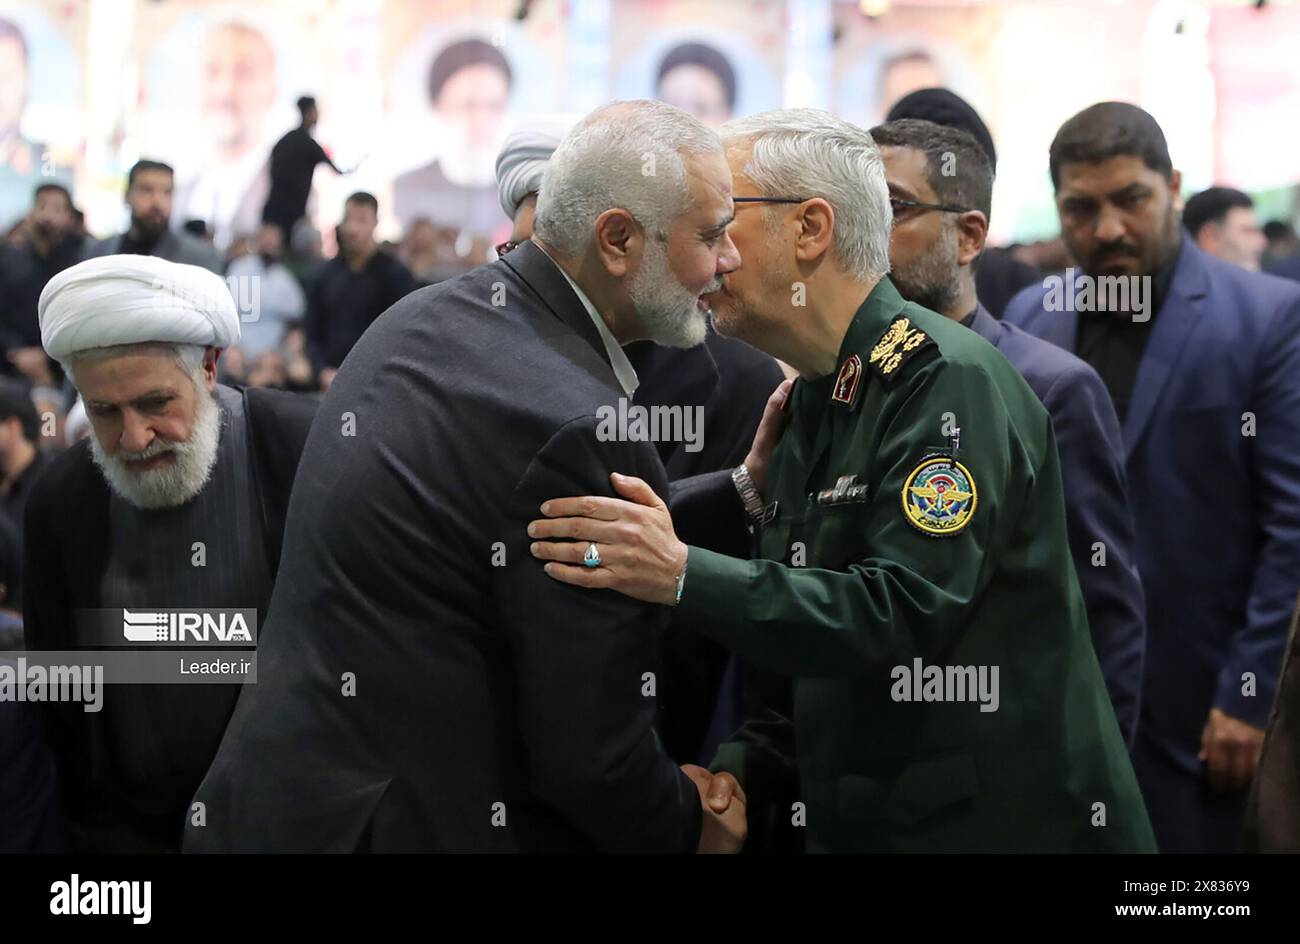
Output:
[528, 109, 1154, 853]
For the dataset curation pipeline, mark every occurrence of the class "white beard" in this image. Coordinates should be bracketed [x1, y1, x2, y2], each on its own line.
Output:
[627, 237, 715, 349]
[89, 389, 222, 510]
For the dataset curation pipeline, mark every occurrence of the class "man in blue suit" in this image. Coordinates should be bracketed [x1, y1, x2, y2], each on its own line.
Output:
[1005, 102, 1300, 853]
[871, 118, 1145, 746]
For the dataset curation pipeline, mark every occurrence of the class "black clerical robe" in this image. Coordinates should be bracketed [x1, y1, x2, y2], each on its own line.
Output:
[22, 386, 317, 851]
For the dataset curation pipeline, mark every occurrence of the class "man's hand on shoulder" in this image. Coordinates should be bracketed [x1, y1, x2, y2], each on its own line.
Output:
[743, 379, 793, 496]
[528, 473, 687, 606]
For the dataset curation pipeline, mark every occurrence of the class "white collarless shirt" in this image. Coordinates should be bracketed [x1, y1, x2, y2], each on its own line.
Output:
[534, 243, 639, 397]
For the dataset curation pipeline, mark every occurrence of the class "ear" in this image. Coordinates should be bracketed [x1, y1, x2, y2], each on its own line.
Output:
[956, 210, 989, 268]
[1167, 169, 1183, 211]
[592, 208, 642, 279]
[203, 348, 220, 391]
[793, 198, 835, 265]
[1195, 222, 1222, 255]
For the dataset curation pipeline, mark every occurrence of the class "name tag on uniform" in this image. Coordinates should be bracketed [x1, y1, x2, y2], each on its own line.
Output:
[810, 474, 869, 507]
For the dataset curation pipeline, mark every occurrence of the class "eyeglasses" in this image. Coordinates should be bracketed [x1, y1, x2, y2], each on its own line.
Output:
[495, 239, 520, 257]
[889, 196, 972, 218]
[733, 196, 808, 205]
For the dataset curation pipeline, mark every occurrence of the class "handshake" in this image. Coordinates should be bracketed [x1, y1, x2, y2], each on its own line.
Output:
[682, 764, 747, 854]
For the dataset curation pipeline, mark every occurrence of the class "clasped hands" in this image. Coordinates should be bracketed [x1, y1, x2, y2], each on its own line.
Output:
[682, 765, 747, 854]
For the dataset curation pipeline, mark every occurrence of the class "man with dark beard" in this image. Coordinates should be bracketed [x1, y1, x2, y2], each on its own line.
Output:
[871, 118, 1145, 744]
[1005, 102, 1300, 853]
[83, 161, 221, 273]
[23, 255, 316, 851]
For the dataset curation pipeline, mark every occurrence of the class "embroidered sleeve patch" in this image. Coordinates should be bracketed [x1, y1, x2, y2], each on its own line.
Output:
[869, 315, 934, 380]
[902, 457, 977, 536]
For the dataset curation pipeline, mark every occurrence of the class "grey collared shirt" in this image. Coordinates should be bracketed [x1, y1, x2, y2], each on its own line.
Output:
[535, 244, 639, 397]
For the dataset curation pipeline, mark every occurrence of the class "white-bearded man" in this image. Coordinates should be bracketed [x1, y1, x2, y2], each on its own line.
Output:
[22, 254, 317, 852]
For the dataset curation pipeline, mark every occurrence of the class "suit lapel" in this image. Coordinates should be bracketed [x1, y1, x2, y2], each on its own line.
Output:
[1037, 274, 1080, 353]
[1122, 243, 1210, 458]
[500, 241, 611, 369]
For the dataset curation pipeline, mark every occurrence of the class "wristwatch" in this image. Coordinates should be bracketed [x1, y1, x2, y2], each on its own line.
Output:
[732, 464, 765, 523]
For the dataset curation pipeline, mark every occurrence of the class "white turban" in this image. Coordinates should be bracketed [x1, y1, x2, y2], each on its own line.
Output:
[494, 114, 579, 221]
[39, 254, 240, 363]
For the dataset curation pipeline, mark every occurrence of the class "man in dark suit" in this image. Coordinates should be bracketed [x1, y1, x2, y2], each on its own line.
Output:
[872, 118, 1145, 745]
[187, 100, 747, 853]
[1005, 102, 1300, 853]
[24, 255, 317, 851]
[493, 117, 786, 763]
[82, 161, 222, 273]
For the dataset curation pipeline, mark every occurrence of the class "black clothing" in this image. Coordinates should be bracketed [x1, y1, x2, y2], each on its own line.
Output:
[187, 241, 703, 853]
[625, 332, 784, 764]
[0, 236, 84, 350]
[263, 127, 336, 238]
[1, 449, 48, 541]
[22, 387, 317, 851]
[305, 250, 416, 370]
[1075, 243, 1181, 423]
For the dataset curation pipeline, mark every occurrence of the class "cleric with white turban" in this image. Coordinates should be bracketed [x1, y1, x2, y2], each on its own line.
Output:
[23, 254, 317, 853]
[39, 254, 240, 365]
[494, 114, 577, 241]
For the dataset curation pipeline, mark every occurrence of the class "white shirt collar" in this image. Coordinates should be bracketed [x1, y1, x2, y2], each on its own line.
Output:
[534, 243, 639, 397]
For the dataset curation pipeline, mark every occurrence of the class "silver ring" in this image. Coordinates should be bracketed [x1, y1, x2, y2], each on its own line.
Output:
[583, 542, 601, 568]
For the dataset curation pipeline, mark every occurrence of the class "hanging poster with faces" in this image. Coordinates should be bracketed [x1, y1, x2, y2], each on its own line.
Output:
[1208, 3, 1300, 192]
[382, 0, 566, 244]
[609, 0, 783, 129]
[832, 0, 1159, 243]
[134, 0, 331, 251]
[0, 0, 85, 232]
[831, 2, 995, 144]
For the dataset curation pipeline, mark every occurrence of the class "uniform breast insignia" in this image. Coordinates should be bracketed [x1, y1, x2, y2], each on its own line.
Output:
[868, 315, 934, 382]
[831, 355, 862, 407]
[902, 456, 977, 536]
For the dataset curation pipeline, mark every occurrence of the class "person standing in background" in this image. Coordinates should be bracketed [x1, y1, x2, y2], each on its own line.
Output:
[1005, 102, 1300, 853]
[262, 96, 347, 244]
[1183, 187, 1266, 272]
[83, 160, 222, 273]
[304, 192, 416, 388]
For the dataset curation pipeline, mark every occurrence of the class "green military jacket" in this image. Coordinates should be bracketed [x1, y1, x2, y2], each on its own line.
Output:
[678, 277, 1155, 853]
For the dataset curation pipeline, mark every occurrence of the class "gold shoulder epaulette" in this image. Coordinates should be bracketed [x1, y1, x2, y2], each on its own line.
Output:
[868, 314, 935, 382]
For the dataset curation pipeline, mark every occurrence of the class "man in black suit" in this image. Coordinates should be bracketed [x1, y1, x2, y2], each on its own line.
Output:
[187, 100, 749, 853]
[493, 115, 786, 763]
[23, 255, 317, 851]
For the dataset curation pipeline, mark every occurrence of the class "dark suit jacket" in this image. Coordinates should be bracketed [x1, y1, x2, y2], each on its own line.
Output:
[1006, 237, 1300, 848]
[186, 241, 702, 853]
[969, 305, 1145, 744]
[626, 333, 785, 764]
[22, 386, 317, 851]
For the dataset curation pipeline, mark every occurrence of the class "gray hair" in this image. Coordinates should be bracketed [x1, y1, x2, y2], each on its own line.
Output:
[720, 108, 893, 282]
[65, 342, 206, 391]
[533, 99, 722, 255]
